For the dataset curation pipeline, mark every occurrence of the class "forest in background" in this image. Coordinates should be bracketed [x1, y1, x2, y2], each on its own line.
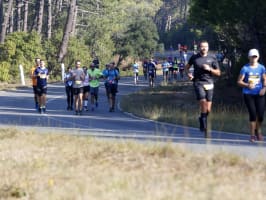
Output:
[0, 0, 265, 82]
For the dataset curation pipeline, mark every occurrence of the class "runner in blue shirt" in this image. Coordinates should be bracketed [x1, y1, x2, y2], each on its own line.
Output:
[237, 49, 266, 142]
[147, 58, 156, 88]
[102, 62, 120, 112]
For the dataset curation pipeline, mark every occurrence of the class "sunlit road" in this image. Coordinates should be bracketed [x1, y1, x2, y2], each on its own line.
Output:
[0, 76, 266, 158]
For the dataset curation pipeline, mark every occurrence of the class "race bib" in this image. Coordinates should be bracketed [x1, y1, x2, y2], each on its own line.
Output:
[248, 76, 260, 85]
[39, 74, 47, 79]
[203, 84, 214, 90]
[75, 80, 82, 85]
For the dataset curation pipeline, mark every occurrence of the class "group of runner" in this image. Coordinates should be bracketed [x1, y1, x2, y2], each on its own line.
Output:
[30, 42, 266, 143]
[31, 59, 120, 115]
[64, 60, 120, 115]
[160, 58, 186, 83]
[133, 57, 186, 87]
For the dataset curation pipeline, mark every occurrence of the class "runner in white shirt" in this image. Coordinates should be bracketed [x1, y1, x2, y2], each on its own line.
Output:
[161, 59, 170, 83]
[82, 66, 90, 111]
[132, 62, 139, 85]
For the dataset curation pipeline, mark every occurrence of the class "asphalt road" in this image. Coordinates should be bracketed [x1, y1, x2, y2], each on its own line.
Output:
[0, 76, 266, 159]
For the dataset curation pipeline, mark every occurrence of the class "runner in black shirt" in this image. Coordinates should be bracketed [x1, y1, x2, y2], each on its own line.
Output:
[185, 40, 221, 137]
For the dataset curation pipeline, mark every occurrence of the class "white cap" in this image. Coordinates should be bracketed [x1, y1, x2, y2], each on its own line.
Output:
[248, 49, 259, 57]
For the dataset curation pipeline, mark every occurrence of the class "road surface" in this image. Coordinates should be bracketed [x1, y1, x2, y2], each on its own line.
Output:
[0, 76, 265, 159]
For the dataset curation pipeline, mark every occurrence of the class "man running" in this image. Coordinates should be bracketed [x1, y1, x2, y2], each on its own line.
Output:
[102, 62, 120, 112]
[30, 58, 40, 110]
[88, 63, 102, 111]
[142, 59, 148, 80]
[147, 58, 156, 88]
[185, 40, 221, 138]
[178, 61, 185, 80]
[34, 60, 49, 114]
[72, 60, 85, 115]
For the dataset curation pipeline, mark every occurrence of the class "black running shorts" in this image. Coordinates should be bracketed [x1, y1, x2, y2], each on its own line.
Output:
[193, 82, 214, 101]
[73, 87, 84, 95]
[106, 83, 117, 96]
[83, 85, 90, 94]
[36, 86, 47, 96]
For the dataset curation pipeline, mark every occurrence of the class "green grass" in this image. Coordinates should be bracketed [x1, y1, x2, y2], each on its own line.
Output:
[121, 81, 254, 134]
[0, 128, 266, 199]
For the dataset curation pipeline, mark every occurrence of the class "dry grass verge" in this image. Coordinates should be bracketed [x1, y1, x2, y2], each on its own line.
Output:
[120, 81, 254, 134]
[0, 128, 266, 199]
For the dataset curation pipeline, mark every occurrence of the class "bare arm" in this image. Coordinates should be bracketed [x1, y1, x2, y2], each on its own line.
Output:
[259, 73, 266, 96]
[237, 74, 252, 89]
[185, 63, 193, 80]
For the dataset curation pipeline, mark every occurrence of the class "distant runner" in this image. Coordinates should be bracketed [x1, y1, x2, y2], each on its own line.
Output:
[64, 66, 74, 110]
[88, 63, 102, 111]
[132, 61, 139, 85]
[178, 61, 185, 80]
[83, 66, 90, 111]
[30, 58, 40, 110]
[34, 60, 49, 114]
[142, 59, 148, 80]
[161, 59, 170, 83]
[147, 58, 156, 88]
[72, 60, 85, 115]
[103, 62, 120, 112]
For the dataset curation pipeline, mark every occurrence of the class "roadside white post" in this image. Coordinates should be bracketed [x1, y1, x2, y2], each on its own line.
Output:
[19, 64, 25, 86]
[61, 63, 65, 82]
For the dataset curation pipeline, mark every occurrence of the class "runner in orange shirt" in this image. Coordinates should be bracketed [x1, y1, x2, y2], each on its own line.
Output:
[30, 58, 40, 110]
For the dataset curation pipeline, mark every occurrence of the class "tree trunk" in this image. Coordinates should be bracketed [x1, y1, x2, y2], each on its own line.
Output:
[0, 0, 3, 33]
[57, 0, 77, 63]
[0, 0, 13, 44]
[47, 0, 52, 39]
[9, 7, 13, 33]
[23, 0, 28, 32]
[37, 0, 44, 34]
[16, 0, 23, 31]
[55, 0, 63, 13]
[70, 5, 77, 36]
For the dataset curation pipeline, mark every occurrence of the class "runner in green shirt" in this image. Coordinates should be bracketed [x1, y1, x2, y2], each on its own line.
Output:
[88, 63, 103, 111]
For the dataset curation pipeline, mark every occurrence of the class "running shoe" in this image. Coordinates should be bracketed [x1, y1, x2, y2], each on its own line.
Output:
[95, 102, 98, 107]
[75, 110, 79, 115]
[255, 130, 264, 141]
[250, 135, 256, 143]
